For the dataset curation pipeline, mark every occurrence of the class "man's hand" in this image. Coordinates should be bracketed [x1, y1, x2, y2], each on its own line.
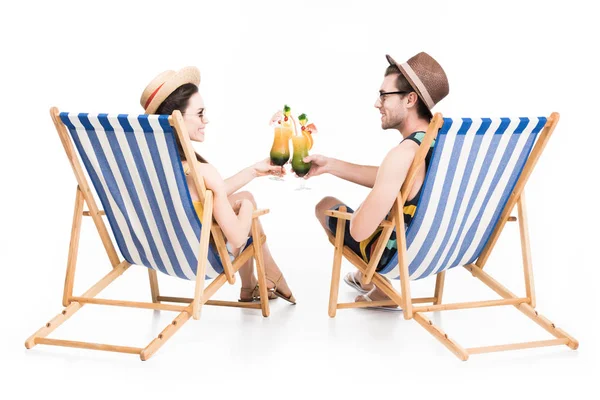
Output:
[303, 154, 331, 179]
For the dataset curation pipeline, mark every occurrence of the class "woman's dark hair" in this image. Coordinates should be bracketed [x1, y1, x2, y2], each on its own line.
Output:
[385, 65, 432, 121]
[155, 83, 208, 163]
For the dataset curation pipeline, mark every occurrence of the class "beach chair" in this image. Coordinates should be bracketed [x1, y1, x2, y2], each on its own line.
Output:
[326, 112, 578, 360]
[25, 108, 271, 360]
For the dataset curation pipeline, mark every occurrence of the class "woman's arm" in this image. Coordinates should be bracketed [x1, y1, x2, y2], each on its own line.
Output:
[223, 166, 257, 196]
[224, 158, 284, 196]
[198, 163, 253, 248]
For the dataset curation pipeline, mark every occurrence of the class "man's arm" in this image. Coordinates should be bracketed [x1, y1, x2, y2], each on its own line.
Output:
[349, 142, 418, 241]
[303, 155, 379, 188]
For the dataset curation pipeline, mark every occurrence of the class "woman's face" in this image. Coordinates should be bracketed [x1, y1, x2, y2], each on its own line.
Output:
[182, 92, 209, 142]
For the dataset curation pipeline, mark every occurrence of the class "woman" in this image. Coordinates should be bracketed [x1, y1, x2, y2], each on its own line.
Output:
[140, 66, 295, 304]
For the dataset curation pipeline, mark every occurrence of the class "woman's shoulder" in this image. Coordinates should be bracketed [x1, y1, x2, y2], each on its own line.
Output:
[183, 160, 216, 176]
[197, 161, 219, 177]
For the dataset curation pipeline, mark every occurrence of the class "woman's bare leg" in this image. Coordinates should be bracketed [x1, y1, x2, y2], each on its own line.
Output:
[228, 191, 292, 298]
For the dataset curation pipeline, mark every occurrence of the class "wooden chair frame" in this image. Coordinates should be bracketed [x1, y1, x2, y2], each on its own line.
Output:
[326, 112, 578, 360]
[25, 108, 271, 360]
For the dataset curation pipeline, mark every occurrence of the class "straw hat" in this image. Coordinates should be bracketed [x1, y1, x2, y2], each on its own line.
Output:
[386, 52, 449, 112]
[140, 66, 200, 114]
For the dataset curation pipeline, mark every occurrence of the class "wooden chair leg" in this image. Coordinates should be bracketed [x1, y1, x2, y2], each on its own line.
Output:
[414, 312, 469, 361]
[192, 191, 213, 320]
[328, 206, 347, 318]
[433, 271, 446, 305]
[140, 307, 192, 361]
[148, 269, 160, 303]
[252, 218, 270, 318]
[517, 193, 536, 308]
[63, 186, 84, 307]
[26, 261, 130, 349]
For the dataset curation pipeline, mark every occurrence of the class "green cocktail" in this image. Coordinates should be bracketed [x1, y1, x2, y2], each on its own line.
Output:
[291, 135, 312, 190]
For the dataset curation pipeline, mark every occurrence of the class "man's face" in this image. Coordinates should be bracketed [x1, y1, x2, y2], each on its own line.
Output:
[374, 73, 406, 130]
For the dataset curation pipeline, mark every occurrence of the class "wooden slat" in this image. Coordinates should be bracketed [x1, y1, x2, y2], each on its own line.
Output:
[69, 296, 187, 312]
[412, 297, 528, 313]
[170, 110, 206, 201]
[25, 261, 131, 349]
[35, 338, 142, 355]
[464, 263, 578, 349]
[148, 269, 160, 303]
[328, 206, 347, 317]
[210, 224, 236, 285]
[338, 300, 399, 309]
[363, 223, 394, 285]
[517, 193, 536, 307]
[192, 190, 213, 320]
[337, 296, 436, 309]
[83, 211, 106, 216]
[414, 312, 469, 361]
[140, 308, 192, 361]
[204, 300, 261, 309]
[467, 339, 569, 355]
[252, 215, 270, 317]
[324, 209, 353, 220]
[157, 296, 193, 303]
[393, 199, 413, 319]
[63, 186, 84, 307]
[433, 271, 446, 305]
[252, 209, 270, 218]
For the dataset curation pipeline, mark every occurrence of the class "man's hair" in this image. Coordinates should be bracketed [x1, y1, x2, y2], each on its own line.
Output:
[385, 65, 432, 121]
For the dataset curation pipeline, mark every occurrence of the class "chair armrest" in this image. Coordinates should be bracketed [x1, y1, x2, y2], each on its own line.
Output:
[325, 210, 394, 229]
[324, 210, 353, 220]
[252, 209, 270, 218]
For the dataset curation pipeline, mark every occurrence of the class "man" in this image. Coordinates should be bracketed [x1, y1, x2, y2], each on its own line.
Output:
[305, 52, 449, 307]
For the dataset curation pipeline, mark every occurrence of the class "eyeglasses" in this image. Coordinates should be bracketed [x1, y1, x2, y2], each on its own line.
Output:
[378, 91, 410, 102]
[183, 110, 207, 121]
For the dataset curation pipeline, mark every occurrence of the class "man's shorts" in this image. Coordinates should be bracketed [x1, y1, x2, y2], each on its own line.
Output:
[325, 203, 397, 272]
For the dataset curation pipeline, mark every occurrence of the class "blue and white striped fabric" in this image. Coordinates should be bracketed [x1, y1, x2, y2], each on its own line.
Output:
[60, 113, 238, 280]
[380, 117, 547, 281]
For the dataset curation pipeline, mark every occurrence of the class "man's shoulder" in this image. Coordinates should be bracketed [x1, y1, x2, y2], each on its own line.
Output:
[380, 141, 418, 170]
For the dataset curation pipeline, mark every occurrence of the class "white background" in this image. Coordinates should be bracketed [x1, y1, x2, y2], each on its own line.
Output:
[1, 0, 599, 398]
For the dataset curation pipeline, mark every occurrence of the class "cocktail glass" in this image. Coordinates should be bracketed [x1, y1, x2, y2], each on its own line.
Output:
[291, 135, 312, 190]
[269, 124, 292, 181]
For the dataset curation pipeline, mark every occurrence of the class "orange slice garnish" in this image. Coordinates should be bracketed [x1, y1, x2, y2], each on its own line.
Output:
[302, 131, 314, 150]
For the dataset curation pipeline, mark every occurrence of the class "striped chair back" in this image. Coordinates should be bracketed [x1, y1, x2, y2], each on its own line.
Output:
[60, 113, 225, 280]
[381, 117, 548, 280]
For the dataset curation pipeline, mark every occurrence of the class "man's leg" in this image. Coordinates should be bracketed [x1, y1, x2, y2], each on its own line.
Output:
[315, 196, 374, 292]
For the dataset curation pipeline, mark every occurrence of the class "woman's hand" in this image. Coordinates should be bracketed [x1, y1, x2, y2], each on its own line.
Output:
[252, 157, 286, 178]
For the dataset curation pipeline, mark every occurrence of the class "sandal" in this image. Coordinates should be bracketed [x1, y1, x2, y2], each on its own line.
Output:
[266, 273, 296, 305]
[343, 271, 371, 294]
[238, 284, 277, 302]
[355, 288, 401, 311]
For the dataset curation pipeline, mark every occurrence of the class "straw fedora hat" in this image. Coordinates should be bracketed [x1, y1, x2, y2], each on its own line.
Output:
[140, 66, 201, 114]
[386, 52, 449, 112]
